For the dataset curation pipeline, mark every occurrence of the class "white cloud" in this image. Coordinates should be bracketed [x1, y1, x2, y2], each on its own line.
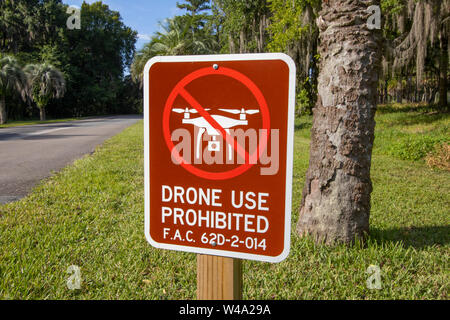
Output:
[137, 33, 151, 41]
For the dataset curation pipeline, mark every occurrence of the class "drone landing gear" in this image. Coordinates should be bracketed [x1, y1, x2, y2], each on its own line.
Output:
[196, 129, 233, 162]
[196, 128, 205, 160]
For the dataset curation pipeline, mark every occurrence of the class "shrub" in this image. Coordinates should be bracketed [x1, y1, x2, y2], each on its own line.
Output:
[388, 136, 447, 161]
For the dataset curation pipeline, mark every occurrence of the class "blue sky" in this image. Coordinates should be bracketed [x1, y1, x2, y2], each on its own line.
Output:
[64, 0, 183, 50]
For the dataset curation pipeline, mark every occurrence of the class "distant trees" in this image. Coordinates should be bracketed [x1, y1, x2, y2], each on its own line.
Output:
[0, 54, 65, 124]
[0, 55, 27, 124]
[0, 0, 138, 120]
[60, 1, 137, 117]
[381, 0, 449, 107]
[266, 0, 320, 114]
[25, 63, 66, 121]
[130, 0, 447, 115]
[131, 0, 217, 84]
[177, 0, 213, 41]
[2, 0, 446, 121]
[212, 0, 270, 54]
[0, 0, 65, 54]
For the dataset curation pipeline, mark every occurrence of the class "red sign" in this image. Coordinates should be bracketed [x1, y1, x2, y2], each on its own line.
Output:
[144, 54, 296, 263]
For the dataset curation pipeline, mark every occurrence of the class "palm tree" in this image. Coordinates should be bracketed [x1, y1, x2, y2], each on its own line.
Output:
[25, 63, 66, 121]
[297, 0, 382, 245]
[130, 19, 188, 85]
[149, 17, 215, 57]
[0, 55, 27, 124]
[130, 17, 216, 85]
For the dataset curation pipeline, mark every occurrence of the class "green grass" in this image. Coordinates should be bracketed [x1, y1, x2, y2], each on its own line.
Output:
[0, 105, 448, 299]
[373, 104, 449, 162]
[0, 117, 83, 128]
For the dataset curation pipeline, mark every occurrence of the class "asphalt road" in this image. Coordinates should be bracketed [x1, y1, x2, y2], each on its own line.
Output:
[0, 115, 141, 204]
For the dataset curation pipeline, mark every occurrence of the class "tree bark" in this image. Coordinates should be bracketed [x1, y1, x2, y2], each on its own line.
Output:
[384, 79, 388, 103]
[258, 14, 265, 53]
[239, 28, 246, 53]
[39, 106, 46, 121]
[439, 25, 448, 110]
[0, 95, 7, 124]
[297, 0, 382, 245]
[396, 81, 402, 103]
[228, 33, 235, 54]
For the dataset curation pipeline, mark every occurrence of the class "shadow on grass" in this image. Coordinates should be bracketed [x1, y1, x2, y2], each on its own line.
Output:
[387, 113, 449, 128]
[295, 122, 312, 132]
[376, 103, 448, 114]
[370, 225, 450, 249]
[0, 133, 92, 141]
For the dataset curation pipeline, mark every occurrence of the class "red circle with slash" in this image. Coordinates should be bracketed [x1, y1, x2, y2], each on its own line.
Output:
[163, 66, 270, 180]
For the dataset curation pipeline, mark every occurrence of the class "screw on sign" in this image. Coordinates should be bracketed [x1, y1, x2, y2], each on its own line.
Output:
[144, 53, 296, 263]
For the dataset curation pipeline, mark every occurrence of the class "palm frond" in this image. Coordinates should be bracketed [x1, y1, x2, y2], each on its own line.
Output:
[25, 62, 66, 105]
[0, 55, 27, 101]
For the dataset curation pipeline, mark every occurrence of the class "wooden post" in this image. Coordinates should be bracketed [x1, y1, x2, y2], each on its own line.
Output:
[197, 254, 242, 300]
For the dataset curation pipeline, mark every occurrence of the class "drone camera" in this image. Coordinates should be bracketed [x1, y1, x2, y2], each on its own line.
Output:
[208, 141, 220, 152]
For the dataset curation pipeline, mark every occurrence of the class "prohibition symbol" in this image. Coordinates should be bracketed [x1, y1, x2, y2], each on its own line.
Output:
[163, 65, 271, 180]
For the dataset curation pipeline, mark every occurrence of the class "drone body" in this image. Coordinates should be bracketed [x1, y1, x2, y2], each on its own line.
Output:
[172, 107, 259, 158]
[182, 115, 248, 136]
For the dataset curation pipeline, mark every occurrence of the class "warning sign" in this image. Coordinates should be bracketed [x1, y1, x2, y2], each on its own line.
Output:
[144, 54, 296, 263]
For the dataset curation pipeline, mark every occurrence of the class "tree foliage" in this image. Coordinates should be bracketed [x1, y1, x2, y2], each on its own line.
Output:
[0, 0, 138, 120]
[212, 0, 270, 53]
[132, 0, 447, 112]
[381, 0, 449, 108]
[25, 62, 66, 120]
[267, 0, 321, 114]
[131, 0, 217, 84]
[0, 54, 27, 123]
[2, 0, 447, 121]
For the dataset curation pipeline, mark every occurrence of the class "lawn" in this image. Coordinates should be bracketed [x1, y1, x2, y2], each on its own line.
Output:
[0, 118, 83, 128]
[0, 104, 448, 299]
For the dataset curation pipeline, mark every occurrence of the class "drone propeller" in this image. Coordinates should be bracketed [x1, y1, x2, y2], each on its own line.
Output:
[219, 108, 259, 115]
[172, 108, 210, 114]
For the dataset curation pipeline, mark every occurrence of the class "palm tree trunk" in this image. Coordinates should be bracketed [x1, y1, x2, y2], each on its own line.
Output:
[297, 0, 382, 245]
[0, 95, 7, 124]
[39, 106, 46, 121]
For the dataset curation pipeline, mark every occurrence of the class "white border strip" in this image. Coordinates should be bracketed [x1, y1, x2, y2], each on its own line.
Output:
[144, 53, 296, 263]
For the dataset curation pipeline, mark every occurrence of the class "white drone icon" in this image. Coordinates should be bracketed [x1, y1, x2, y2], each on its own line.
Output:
[172, 107, 260, 160]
